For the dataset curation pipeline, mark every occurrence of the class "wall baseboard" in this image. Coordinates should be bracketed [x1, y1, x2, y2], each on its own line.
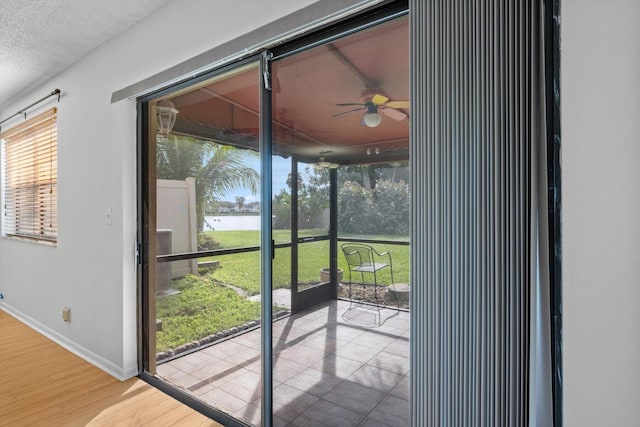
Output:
[0, 302, 138, 381]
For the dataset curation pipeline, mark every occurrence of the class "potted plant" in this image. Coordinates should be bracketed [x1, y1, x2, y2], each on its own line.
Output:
[320, 267, 343, 283]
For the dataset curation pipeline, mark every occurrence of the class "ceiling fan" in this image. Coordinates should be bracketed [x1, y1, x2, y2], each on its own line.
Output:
[325, 43, 409, 127]
[313, 157, 339, 170]
[334, 92, 410, 127]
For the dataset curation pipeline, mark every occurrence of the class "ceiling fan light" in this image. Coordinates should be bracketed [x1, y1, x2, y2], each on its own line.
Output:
[363, 111, 381, 127]
[314, 157, 339, 170]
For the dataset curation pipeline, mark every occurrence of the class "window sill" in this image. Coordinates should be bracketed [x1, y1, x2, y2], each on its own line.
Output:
[1, 234, 57, 247]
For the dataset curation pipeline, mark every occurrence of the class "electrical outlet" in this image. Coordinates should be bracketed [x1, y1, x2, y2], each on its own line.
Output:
[62, 307, 71, 322]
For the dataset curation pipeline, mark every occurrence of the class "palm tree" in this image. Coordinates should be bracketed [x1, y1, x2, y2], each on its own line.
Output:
[157, 135, 259, 231]
[235, 196, 246, 212]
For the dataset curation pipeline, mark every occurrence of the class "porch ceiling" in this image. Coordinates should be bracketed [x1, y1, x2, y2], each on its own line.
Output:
[168, 15, 409, 165]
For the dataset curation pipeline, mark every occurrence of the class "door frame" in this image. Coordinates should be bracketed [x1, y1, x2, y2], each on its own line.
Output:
[136, 3, 413, 426]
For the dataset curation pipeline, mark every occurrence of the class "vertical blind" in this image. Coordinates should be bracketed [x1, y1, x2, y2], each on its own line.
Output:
[1, 107, 58, 242]
[410, 1, 543, 425]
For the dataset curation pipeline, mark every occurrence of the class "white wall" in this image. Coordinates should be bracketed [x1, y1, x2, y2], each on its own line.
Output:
[563, 1, 640, 425]
[0, 0, 315, 379]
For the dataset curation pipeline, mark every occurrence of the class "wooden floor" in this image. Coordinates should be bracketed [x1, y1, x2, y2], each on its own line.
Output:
[0, 310, 220, 426]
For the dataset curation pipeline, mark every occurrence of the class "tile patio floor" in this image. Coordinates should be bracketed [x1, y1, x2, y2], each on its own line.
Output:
[157, 299, 409, 426]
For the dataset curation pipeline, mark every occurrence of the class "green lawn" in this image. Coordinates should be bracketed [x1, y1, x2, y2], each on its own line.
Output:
[156, 275, 261, 352]
[156, 229, 409, 353]
[201, 229, 409, 295]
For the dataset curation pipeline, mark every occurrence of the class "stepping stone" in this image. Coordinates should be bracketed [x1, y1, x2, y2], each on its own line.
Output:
[388, 283, 410, 304]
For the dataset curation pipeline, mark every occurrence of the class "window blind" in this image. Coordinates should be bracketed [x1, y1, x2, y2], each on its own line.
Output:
[1, 107, 58, 243]
[410, 1, 546, 425]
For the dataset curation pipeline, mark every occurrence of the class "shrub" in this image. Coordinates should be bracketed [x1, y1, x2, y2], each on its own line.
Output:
[372, 180, 409, 234]
[337, 181, 374, 234]
[337, 179, 409, 235]
[197, 232, 220, 251]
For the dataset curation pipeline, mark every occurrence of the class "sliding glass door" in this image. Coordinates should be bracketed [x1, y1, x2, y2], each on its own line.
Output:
[137, 0, 554, 424]
[140, 7, 410, 426]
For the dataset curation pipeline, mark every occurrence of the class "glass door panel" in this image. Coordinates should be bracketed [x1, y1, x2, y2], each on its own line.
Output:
[268, 14, 410, 425]
[149, 62, 264, 424]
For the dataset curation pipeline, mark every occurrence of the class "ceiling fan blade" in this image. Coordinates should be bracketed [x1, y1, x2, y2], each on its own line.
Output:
[335, 102, 365, 106]
[380, 107, 408, 121]
[332, 106, 366, 118]
[371, 94, 390, 105]
[385, 100, 410, 109]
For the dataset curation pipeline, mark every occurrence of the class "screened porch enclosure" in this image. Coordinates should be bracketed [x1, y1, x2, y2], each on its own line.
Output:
[151, 10, 409, 339]
[146, 12, 410, 426]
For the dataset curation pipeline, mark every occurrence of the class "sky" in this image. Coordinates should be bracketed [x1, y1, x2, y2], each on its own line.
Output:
[220, 154, 293, 203]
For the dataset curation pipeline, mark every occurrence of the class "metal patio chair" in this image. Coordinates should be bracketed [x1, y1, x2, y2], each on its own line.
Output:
[341, 243, 395, 307]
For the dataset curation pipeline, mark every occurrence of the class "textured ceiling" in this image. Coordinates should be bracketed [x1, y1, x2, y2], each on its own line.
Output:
[0, 0, 170, 113]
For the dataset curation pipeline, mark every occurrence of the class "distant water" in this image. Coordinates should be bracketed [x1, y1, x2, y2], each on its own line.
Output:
[204, 215, 261, 231]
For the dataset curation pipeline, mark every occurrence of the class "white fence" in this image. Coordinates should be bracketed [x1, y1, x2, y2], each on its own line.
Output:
[157, 178, 197, 278]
